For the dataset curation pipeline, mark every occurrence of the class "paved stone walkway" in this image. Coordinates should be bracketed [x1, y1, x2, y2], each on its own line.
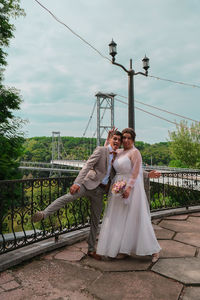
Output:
[1, 211, 200, 299]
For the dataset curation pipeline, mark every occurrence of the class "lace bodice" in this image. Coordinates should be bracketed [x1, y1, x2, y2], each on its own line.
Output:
[113, 146, 142, 188]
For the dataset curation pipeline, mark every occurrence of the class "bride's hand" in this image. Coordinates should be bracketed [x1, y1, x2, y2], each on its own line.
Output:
[122, 186, 132, 198]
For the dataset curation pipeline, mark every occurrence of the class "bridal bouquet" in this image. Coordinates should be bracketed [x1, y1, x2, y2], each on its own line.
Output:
[112, 180, 126, 195]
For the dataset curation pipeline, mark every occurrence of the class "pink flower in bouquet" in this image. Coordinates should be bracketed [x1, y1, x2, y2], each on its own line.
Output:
[112, 180, 126, 194]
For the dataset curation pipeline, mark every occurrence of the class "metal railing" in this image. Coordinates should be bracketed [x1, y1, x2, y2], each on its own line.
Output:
[0, 176, 91, 254]
[149, 171, 200, 210]
[144, 165, 200, 172]
[0, 171, 200, 254]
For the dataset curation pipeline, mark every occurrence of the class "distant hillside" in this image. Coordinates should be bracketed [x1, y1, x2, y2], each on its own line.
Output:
[21, 136, 171, 166]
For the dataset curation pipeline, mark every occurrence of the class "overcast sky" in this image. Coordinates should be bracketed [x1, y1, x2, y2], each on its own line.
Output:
[4, 0, 200, 143]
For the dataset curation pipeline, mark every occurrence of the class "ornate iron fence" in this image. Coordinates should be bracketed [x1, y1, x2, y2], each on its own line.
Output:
[0, 171, 200, 254]
[150, 171, 200, 209]
[0, 176, 91, 254]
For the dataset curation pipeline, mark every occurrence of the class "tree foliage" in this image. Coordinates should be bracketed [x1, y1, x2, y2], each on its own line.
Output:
[136, 141, 171, 166]
[0, 0, 26, 180]
[22, 136, 97, 162]
[0, 1, 25, 68]
[168, 121, 200, 169]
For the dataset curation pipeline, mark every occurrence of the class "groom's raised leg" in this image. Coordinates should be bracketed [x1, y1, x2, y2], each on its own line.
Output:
[32, 185, 86, 222]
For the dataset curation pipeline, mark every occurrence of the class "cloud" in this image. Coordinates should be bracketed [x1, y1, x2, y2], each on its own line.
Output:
[3, 0, 200, 144]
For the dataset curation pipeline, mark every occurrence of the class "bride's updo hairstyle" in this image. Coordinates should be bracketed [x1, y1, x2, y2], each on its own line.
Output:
[121, 128, 136, 142]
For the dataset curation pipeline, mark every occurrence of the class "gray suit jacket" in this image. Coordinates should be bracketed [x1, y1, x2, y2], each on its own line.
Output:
[75, 146, 110, 190]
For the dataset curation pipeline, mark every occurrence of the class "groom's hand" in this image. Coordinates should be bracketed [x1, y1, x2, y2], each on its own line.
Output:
[148, 170, 161, 179]
[70, 184, 80, 195]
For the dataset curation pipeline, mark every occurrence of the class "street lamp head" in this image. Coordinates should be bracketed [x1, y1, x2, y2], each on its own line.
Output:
[109, 39, 117, 62]
[142, 55, 150, 75]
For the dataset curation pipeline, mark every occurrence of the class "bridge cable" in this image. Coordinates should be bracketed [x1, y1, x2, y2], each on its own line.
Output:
[117, 94, 199, 123]
[81, 100, 96, 157]
[115, 98, 180, 126]
[82, 100, 97, 137]
[115, 97, 200, 134]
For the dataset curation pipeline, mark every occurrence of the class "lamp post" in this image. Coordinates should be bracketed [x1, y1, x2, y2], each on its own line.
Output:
[109, 39, 150, 130]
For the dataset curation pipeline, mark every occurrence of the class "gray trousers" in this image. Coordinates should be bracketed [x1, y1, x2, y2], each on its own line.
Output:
[43, 185, 105, 252]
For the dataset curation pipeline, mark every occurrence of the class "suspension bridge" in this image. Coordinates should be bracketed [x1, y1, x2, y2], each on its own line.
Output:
[19, 92, 199, 191]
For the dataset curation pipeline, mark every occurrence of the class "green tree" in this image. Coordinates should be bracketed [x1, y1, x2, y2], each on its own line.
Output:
[168, 121, 200, 169]
[139, 142, 171, 166]
[0, 0, 26, 180]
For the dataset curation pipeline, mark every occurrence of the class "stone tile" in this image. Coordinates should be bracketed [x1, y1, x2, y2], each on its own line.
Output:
[0, 289, 24, 300]
[187, 216, 200, 224]
[153, 225, 174, 239]
[73, 240, 88, 254]
[0, 287, 94, 300]
[182, 287, 200, 300]
[159, 240, 196, 258]
[74, 240, 88, 249]
[153, 224, 164, 229]
[164, 214, 188, 220]
[152, 257, 200, 284]
[43, 253, 54, 260]
[1, 280, 20, 291]
[83, 255, 152, 272]
[175, 232, 200, 247]
[152, 219, 162, 225]
[88, 271, 183, 300]
[0, 272, 14, 284]
[159, 220, 200, 233]
[65, 245, 80, 251]
[13, 259, 101, 299]
[42, 248, 60, 260]
[54, 248, 85, 261]
[189, 212, 200, 217]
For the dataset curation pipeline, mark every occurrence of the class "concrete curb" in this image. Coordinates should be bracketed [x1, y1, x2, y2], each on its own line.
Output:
[151, 205, 200, 219]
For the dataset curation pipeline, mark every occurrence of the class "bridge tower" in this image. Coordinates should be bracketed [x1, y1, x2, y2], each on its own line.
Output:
[51, 131, 62, 175]
[95, 92, 115, 146]
[52, 131, 62, 161]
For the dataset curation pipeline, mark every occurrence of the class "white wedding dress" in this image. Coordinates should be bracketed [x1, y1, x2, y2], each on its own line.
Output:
[96, 147, 161, 257]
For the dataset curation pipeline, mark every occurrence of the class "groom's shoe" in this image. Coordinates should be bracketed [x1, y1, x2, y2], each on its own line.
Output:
[88, 251, 102, 261]
[32, 211, 44, 223]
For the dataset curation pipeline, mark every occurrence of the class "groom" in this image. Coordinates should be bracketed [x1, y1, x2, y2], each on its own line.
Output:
[33, 130, 122, 260]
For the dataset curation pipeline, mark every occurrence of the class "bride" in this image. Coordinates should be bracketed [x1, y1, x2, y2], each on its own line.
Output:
[96, 128, 161, 262]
